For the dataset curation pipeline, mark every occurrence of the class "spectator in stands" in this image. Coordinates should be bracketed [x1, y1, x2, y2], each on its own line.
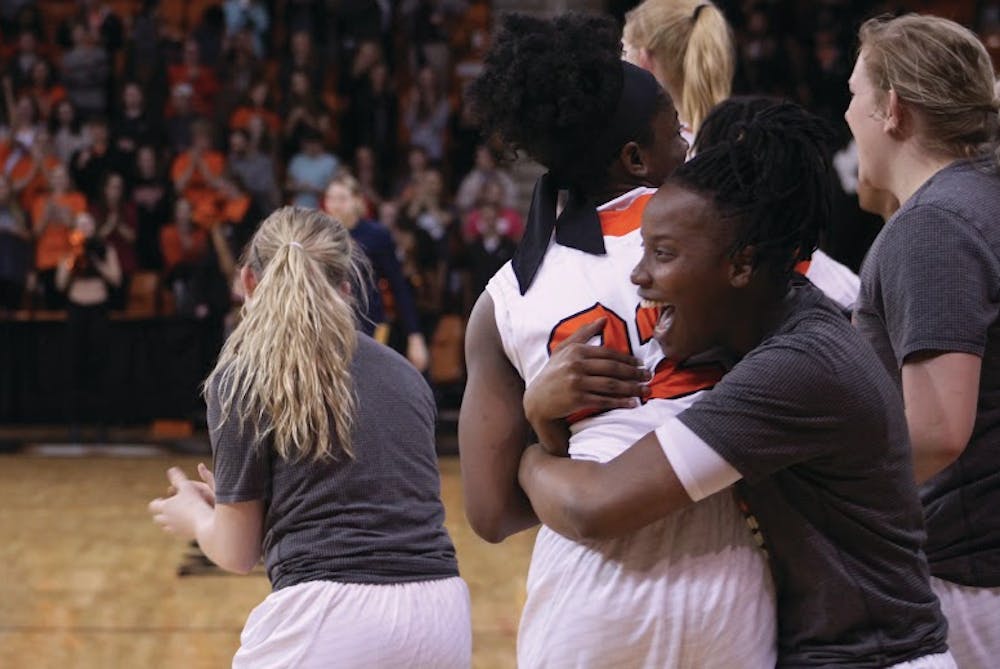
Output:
[228, 128, 279, 216]
[172, 120, 249, 229]
[352, 145, 384, 211]
[216, 30, 264, 117]
[57, 210, 120, 435]
[465, 200, 516, 306]
[168, 39, 219, 118]
[455, 144, 516, 214]
[60, 0, 124, 59]
[70, 115, 126, 201]
[229, 80, 281, 137]
[131, 145, 173, 271]
[344, 60, 399, 175]
[286, 129, 338, 209]
[1, 90, 40, 150]
[0, 175, 30, 313]
[323, 172, 429, 372]
[51, 99, 87, 164]
[9, 29, 40, 91]
[123, 1, 170, 118]
[279, 29, 322, 94]
[165, 83, 199, 153]
[159, 197, 231, 321]
[461, 179, 523, 243]
[60, 22, 110, 118]
[9, 127, 61, 212]
[403, 65, 451, 163]
[92, 172, 138, 282]
[192, 4, 226, 69]
[404, 168, 456, 246]
[449, 94, 485, 187]
[282, 69, 333, 158]
[33, 164, 88, 308]
[112, 81, 161, 159]
[222, 0, 270, 58]
[393, 144, 430, 204]
[20, 59, 66, 123]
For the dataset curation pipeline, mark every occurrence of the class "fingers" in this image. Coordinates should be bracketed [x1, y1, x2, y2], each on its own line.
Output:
[574, 358, 652, 383]
[574, 393, 641, 411]
[557, 318, 607, 349]
[197, 462, 216, 489]
[166, 466, 190, 488]
[148, 498, 164, 514]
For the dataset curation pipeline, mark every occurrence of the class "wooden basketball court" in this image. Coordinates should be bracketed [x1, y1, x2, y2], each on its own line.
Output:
[0, 453, 535, 668]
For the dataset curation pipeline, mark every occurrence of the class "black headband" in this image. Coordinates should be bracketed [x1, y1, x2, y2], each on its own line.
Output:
[512, 62, 663, 294]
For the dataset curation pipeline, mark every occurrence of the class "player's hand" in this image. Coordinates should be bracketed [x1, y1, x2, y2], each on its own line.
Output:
[523, 317, 651, 426]
[149, 467, 211, 540]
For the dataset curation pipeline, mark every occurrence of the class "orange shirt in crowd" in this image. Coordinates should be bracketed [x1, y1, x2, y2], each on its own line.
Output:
[171, 150, 250, 228]
[230, 106, 282, 134]
[167, 64, 220, 116]
[32, 192, 88, 270]
[160, 223, 208, 274]
[8, 154, 63, 210]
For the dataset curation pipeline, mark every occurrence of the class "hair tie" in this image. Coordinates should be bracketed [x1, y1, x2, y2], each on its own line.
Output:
[692, 3, 709, 22]
[288, 241, 304, 249]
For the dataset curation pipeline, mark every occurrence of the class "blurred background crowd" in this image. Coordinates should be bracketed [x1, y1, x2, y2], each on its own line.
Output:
[0, 0, 998, 429]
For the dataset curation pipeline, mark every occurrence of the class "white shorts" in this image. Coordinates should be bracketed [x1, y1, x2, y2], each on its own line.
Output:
[517, 488, 776, 669]
[931, 576, 1000, 669]
[234, 576, 471, 669]
[888, 651, 956, 668]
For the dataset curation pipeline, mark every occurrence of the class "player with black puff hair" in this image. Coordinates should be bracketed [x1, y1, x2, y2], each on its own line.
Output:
[460, 13, 778, 668]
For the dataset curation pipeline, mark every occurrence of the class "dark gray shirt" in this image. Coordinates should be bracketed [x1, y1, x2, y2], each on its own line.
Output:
[680, 284, 947, 667]
[209, 335, 459, 590]
[854, 158, 1000, 587]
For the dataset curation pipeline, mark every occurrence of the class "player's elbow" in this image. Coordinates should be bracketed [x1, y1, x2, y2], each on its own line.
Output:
[462, 498, 510, 543]
[559, 495, 621, 542]
[214, 550, 261, 575]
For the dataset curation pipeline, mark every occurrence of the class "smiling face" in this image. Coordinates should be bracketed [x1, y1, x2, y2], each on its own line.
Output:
[631, 183, 738, 361]
[845, 52, 892, 192]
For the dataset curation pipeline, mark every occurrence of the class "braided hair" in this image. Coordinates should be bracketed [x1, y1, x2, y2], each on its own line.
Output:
[674, 99, 836, 287]
[467, 12, 662, 191]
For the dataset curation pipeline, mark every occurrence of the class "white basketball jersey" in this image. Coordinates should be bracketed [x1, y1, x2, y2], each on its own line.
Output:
[486, 187, 777, 668]
[486, 187, 722, 463]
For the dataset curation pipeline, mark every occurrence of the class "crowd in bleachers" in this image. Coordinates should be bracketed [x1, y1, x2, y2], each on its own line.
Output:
[1, 0, 999, 398]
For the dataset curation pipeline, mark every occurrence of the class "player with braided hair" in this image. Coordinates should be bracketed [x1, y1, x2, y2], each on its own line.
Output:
[518, 102, 954, 667]
[460, 12, 775, 667]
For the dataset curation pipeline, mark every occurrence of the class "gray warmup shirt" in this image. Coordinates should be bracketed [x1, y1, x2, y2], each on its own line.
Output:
[854, 158, 1000, 588]
[679, 283, 947, 667]
[209, 335, 459, 590]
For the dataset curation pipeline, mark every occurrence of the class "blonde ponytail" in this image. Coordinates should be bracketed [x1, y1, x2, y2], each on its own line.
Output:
[624, 0, 735, 135]
[206, 206, 369, 461]
[682, 4, 734, 135]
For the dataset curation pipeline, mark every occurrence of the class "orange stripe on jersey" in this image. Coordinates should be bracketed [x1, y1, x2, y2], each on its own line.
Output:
[646, 358, 723, 401]
[599, 193, 653, 237]
[794, 260, 811, 274]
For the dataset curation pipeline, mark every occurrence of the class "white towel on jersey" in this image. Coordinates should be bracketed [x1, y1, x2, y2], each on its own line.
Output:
[804, 249, 860, 311]
[486, 188, 777, 668]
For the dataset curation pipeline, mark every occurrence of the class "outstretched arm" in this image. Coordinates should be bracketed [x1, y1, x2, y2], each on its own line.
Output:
[458, 292, 537, 542]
